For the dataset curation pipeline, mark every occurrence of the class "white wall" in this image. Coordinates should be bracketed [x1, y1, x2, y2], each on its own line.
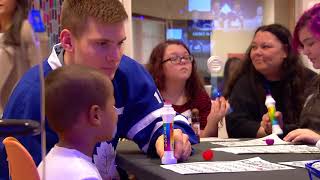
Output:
[120, 0, 133, 58]
[263, 0, 274, 25]
[132, 18, 165, 64]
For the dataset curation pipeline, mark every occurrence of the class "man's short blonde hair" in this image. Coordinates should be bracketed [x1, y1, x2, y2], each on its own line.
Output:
[61, 0, 128, 38]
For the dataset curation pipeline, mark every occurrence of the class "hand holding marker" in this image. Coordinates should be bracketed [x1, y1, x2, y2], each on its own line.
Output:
[161, 102, 177, 164]
[212, 88, 233, 115]
[265, 94, 283, 135]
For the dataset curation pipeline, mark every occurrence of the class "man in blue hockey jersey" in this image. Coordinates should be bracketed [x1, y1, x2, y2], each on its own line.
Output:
[0, 0, 197, 179]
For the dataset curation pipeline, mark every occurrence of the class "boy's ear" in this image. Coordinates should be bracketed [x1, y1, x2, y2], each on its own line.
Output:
[60, 29, 74, 52]
[88, 105, 102, 126]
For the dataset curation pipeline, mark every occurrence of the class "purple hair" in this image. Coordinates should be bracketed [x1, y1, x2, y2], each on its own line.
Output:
[293, 3, 320, 52]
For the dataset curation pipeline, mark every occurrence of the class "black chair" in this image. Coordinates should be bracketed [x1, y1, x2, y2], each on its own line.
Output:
[0, 119, 40, 137]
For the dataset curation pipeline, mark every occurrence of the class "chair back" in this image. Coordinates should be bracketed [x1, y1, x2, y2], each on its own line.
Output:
[2, 137, 40, 180]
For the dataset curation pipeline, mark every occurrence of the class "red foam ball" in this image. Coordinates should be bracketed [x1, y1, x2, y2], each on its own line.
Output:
[265, 138, 274, 145]
[202, 149, 214, 161]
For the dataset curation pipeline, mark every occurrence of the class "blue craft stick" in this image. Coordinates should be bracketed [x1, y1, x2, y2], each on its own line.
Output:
[212, 88, 233, 115]
[28, 9, 46, 33]
[212, 88, 221, 99]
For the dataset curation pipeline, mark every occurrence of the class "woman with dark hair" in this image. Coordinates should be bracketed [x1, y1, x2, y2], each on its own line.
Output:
[225, 24, 316, 138]
[147, 40, 229, 137]
[0, 0, 48, 115]
[284, 3, 320, 145]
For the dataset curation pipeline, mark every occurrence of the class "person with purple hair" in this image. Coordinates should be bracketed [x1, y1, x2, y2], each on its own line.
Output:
[284, 3, 320, 146]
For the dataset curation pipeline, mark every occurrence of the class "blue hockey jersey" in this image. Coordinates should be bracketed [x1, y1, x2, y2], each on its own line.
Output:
[0, 44, 197, 179]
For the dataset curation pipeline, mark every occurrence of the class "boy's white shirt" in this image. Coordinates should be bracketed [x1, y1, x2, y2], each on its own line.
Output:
[37, 145, 102, 180]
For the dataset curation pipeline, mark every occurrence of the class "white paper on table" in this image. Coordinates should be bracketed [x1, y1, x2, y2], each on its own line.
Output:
[160, 157, 294, 175]
[200, 137, 240, 142]
[213, 145, 320, 154]
[210, 134, 289, 147]
[278, 160, 319, 168]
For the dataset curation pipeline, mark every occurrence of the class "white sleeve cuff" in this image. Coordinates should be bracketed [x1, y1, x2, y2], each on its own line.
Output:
[315, 140, 320, 149]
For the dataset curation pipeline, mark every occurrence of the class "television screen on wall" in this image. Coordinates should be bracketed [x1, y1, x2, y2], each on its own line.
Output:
[188, 0, 263, 31]
[188, 0, 211, 12]
[166, 28, 183, 39]
[166, 20, 212, 56]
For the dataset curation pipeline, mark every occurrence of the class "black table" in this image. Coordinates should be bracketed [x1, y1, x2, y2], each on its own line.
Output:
[116, 140, 320, 180]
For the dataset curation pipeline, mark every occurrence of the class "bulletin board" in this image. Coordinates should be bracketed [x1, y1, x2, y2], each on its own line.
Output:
[31, 0, 63, 47]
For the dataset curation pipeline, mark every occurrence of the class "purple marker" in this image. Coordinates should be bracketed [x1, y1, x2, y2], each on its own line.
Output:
[161, 103, 177, 164]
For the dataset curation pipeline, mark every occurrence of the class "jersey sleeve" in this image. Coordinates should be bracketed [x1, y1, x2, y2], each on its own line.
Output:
[115, 56, 198, 156]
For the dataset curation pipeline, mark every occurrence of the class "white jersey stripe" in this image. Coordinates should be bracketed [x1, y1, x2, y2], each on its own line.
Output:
[154, 92, 162, 104]
[174, 114, 189, 125]
[142, 121, 163, 152]
[127, 108, 163, 140]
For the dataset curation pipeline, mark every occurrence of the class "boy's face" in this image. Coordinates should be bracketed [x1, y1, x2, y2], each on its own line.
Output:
[70, 18, 126, 80]
[101, 93, 118, 141]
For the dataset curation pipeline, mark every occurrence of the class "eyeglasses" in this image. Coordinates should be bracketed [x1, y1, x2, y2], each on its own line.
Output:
[162, 55, 194, 64]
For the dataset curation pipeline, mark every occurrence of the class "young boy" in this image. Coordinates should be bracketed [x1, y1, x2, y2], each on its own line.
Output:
[37, 65, 117, 180]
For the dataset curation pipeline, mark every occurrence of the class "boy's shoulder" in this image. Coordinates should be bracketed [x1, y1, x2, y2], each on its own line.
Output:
[38, 146, 102, 180]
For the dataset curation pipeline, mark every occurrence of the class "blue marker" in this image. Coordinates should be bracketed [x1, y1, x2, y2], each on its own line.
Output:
[28, 9, 45, 33]
[212, 88, 221, 99]
[212, 88, 233, 114]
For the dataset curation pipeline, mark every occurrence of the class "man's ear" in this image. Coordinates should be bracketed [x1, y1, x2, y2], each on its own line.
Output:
[60, 29, 74, 52]
[88, 105, 101, 126]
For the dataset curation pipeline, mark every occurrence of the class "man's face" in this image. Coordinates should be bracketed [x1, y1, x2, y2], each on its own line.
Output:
[71, 18, 126, 79]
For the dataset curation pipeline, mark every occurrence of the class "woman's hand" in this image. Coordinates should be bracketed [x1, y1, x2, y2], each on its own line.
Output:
[257, 111, 282, 138]
[202, 97, 230, 137]
[284, 129, 320, 144]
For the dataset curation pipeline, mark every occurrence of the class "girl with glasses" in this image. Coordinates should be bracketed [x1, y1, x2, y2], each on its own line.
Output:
[147, 40, 229, 137]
